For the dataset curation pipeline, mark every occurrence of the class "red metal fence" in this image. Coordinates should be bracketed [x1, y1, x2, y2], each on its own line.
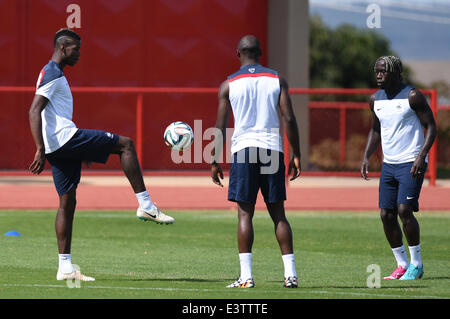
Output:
[0, 86, 438, 186]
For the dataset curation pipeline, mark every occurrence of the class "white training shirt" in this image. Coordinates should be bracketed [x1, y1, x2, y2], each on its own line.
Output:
[35, 60, 78, 154]
[374, 84, 426, 164]
[227, 64, 282, 154]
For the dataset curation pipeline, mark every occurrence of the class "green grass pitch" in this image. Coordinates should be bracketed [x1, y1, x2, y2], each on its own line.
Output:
[0, 209, 449, 299]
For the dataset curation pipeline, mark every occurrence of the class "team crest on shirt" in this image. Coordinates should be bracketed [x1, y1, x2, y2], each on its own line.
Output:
[248, 68, 256, 73]
[105, 132, 114, 139]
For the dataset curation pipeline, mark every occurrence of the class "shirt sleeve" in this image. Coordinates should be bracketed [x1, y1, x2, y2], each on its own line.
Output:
[36, 77, 59, 100]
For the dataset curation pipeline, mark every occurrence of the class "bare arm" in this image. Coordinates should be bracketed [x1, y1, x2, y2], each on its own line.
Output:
[361, 94, 381, 180]
[28, 94, 48, 175]
[211, 80, 232, 187]
[279, 77, 301, 181]
[409, 88, 437, 178]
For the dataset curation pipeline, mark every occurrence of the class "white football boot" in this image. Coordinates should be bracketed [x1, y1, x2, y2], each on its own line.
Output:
[226, 277, 255, 288]
[56, 271, 95, 281]
[137, 204, 175, 224]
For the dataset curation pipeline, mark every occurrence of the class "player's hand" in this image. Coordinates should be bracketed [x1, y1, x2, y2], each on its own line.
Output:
[411, 155, 426, 178]
[360, 159, 370, 180]
[29, 149, 46, 175]
[211, 163, 224, 187]
[288, 156, 301, 181]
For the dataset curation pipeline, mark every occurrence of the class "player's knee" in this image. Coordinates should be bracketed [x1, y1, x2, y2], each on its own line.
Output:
[59, 188, 76, 206]
[270, 213, 288, 225]
[397, 204, 413, 221]
[59, 198, 76, 214]
[118, 136, 135, 152]
[380, 209, 397, 224]
[238, 209, 254, 221]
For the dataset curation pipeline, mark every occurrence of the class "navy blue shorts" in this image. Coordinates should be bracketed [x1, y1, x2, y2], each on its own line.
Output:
[379, 161, 427, 212]
[46, 129, 119, 195]
[228, 147, 286, 204]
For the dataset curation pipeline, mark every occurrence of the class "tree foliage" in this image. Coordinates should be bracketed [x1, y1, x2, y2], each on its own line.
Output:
[309, 15, 415, 89]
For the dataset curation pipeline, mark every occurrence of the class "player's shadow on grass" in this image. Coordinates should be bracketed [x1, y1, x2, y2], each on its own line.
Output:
[115, 277, 220, 283]
[267, 281, 428, 289]
[303, 285, 428, 289]
[421, 276, 450, 280]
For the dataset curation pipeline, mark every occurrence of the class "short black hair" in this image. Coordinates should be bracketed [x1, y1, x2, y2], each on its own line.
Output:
[237, 35, 261, 59]
[54, 28, 81, 47]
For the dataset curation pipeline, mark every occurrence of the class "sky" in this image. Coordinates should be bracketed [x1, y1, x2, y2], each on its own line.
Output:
[309, 0, 450, 60]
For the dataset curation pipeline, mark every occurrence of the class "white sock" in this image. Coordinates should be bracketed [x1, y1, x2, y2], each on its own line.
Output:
[408, 244, 422, 267]
[392, 245, 409, 268]
[58, 254, 74, 274]
[136, 190, 155, 211]
[282, 254, 297, 278]
[239, 253, 252, 280]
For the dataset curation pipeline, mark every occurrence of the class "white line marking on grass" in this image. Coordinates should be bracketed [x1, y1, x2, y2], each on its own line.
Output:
[0, 283, 214, 292]
[0, 284, 447, 299]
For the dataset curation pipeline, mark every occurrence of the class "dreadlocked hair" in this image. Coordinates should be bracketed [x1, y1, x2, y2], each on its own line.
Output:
[374, 55, 403, 78]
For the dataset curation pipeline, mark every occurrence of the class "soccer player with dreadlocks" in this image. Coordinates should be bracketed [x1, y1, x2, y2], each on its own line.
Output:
[361, 56, 437, 280]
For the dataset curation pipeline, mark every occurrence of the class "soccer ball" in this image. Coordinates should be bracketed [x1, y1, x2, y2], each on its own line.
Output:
[163, 121, 194, 151]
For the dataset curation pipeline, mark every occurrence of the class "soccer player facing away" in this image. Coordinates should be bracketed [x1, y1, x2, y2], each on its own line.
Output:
[361, 56, 437, 280]
[29, 29, 174, 282]
[211, 35, 302, 288]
